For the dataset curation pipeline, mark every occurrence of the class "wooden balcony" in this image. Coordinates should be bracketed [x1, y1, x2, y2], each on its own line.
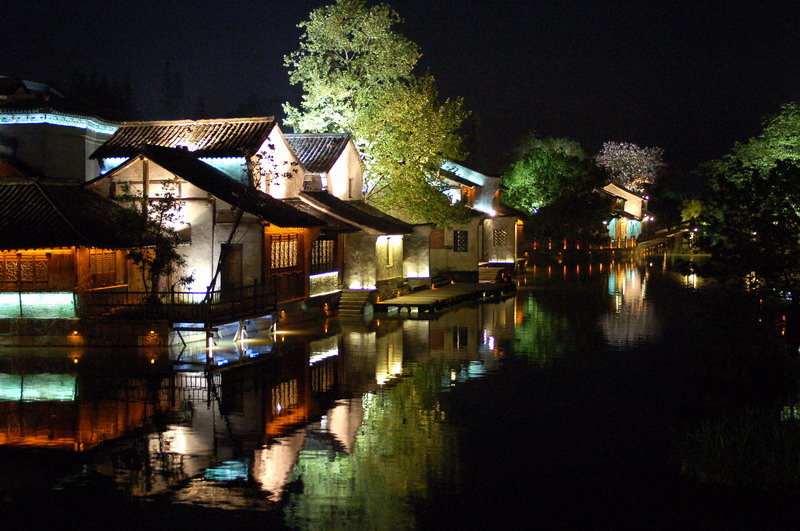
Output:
[77, 281, 278, 325]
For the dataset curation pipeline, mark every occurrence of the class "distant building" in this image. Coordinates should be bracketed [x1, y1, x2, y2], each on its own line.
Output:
[0, 76, 118, 183]
[284, 133, 363, 200]
[601, 182, 652, 244]
[404, 161, 526, 283]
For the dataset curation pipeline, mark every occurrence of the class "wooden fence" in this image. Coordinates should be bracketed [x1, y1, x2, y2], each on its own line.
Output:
[77, 282, 277, 324]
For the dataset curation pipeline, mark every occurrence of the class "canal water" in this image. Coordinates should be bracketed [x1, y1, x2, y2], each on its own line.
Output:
[2, 256, 800, 528]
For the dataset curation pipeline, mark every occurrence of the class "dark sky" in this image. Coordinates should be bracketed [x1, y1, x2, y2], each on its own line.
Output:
[2, 0, 799, 179]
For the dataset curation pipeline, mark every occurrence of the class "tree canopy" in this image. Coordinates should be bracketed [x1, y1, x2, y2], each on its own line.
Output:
[699, 102, 800, 291]
[501, 136, 608, 243]
[284, 0, 469, 225]
[595, 141, 665, 193]
[501, 136, 599, 214]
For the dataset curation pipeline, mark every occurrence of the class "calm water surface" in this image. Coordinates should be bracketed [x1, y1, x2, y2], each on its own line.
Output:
[2, 257, 800, 528]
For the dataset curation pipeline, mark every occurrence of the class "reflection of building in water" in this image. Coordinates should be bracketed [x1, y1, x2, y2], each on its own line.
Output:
[0, 349, 171, 451]
[601, 262, 661, 348]
[340, 319, 405, 391]
[401, 297, 517, 378]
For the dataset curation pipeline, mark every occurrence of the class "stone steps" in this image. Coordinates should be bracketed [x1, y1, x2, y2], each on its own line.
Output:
[337, 289, 372, 317]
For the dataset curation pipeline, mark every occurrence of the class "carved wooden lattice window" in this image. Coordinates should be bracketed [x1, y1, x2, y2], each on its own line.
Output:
[493, 229, 507, 247]
[453, 230, 469, 253]
[270, 234, 299, 271]
[90, 250, 117, 287]
[0, 254, 48, 288]
[271, 379, 298, 416]
[310, 238, 335, 274]
[311, 360, 335, 393]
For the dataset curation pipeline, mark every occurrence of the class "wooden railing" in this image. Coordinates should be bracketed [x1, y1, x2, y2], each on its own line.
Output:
[77, 281, 278, 323]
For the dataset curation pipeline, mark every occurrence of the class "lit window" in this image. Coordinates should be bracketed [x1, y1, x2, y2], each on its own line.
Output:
[453, 230, 468, 253]
[493, 229, 507, 247]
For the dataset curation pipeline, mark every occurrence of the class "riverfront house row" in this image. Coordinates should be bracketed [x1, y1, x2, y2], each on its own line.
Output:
[0, 78, 525, 321]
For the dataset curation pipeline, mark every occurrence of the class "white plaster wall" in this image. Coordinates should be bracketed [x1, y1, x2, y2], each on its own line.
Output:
[343, 233, 377, 289]
[481, 217, 518, 263]
[0, 123, 110, 182]
[375, 235, 404, 281]
[473, 177, 501, 214]
[603, 183, 644, 219]
[327, 140, 363, 200]
[429, 218, 481, 275]
[258, 126, 306, 199]
[403, 225, 431, 279]
[90, 159, 265, 293]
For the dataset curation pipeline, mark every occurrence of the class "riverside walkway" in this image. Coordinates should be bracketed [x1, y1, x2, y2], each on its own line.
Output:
[373, 282, 515, 315]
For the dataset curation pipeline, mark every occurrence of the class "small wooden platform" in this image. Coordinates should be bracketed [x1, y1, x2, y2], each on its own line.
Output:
[373, 282, 515, 315]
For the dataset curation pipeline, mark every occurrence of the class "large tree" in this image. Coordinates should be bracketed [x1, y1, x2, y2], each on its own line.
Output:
[595, 141, 665, 193]
[699, 103, 800, 291]
[501, 136, 608, 243]
[284, 0, 469, 225]
[501, 136, 598, 214]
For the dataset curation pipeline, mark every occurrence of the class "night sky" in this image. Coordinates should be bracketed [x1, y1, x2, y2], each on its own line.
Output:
[2, 1, 799, 180]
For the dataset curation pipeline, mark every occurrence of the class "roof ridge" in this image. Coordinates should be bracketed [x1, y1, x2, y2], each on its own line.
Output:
[32, 180, 90, 244]
[119, 116, 275, 127]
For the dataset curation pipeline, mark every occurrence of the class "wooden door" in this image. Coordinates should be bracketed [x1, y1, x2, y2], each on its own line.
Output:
[220, 244, 243, 297]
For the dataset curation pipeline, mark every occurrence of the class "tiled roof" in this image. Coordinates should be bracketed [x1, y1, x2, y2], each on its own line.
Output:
[495, 202, 529, 219]
[126, 145, 324, 228]
[91, 117, 276, 159]
[281, 198, 359, 233]
[0, 161, 141, 250]
[299, 191, 413, 235]
[284, 133, 350, 173]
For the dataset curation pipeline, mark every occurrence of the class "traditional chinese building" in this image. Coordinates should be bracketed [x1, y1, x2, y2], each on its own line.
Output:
[601, 182, 651, 246]
[0, 77, 118, 183]
[0, 156, 139, 318]
[87, 144, 325, 306]
[404, 161, 526, 283]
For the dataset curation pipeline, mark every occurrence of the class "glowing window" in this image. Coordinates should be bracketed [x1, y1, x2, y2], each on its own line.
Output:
[453, 230, 468, 253]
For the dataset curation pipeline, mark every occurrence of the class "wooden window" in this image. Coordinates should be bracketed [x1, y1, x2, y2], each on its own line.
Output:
[453, 326, 469, 349]
[453, 230, 468, 253]
[90, 250, 117, 287]
[270, 234, 299, 270]
[271, 379, 298, 416]
[310, 238, 336, 274]
[493, 229, 507, 247]
[0, 253, 49, 289]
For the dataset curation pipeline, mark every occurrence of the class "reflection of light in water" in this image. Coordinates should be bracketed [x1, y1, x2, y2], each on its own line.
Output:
[309, 348, 338, 365]
[252, 430, 306, 502]
[376, 343, 403, 386]
[601, 262, 661, 348]
[326, 398, 363, 454]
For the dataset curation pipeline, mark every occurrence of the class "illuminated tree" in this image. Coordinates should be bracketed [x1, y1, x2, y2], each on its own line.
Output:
[700, 103, 800, 290]
[284, 0, 469, 225]
[501, 136, 608, 243]
[595, 141, 665, 193]
[115, 180, 194, 300]
[700, 102, 800, 179]
[501, 136, 597, 214]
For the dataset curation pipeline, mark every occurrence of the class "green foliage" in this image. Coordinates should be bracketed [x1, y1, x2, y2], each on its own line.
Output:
[699, 103, 800, 290]
[703, 102, 800, 177]
[680, 198, 703, 223]
[501, 136, 595, 214]
[114, 180, 194, 298]
[501, 136, 608, 242]
[680, 410, 800, 490]
[284, 0, 469, 225]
